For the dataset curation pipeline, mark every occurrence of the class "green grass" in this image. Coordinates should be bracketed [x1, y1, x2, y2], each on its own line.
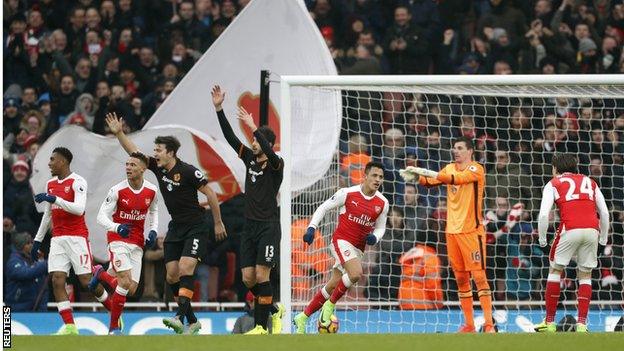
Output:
[12, 333, 624, 351]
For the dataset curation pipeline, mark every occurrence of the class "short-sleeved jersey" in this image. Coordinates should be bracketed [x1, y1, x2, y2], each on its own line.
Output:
[47, 173, 89, 237]
[550, 173, 600, 231]
[148, 157, 207, 224]
[420, 161, 485, 234]
[98, 179, 158, 247]
[329, 186, 389, 251]
[239, 146, 283, 221]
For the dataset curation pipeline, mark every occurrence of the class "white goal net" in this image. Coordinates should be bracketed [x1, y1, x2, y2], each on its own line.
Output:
[279, 75, 624, 333]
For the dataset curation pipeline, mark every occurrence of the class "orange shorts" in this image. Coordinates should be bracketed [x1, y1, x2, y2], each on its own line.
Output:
[446, 227, 486, 272]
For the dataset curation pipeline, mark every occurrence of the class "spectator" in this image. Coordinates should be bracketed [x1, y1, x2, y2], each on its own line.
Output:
[503, 224, 544, 301]
[340, 134, 371, 186]
[383, 6, 429, 74]
[367, 207, 414, 302]
[142, 236, 165, 301]
[378, 128, 406, 204]
[4, 232, 48, 311]
[485, 150, 537, 212]
[3, 160, 38, 234]
[398, 242, 443, 310]
[403, 183, 427, 231]
[232, 292, 273, 334]
[64, 93, 97, 130]
[3, 97, 23, 137]
[477, 0, 527, 43]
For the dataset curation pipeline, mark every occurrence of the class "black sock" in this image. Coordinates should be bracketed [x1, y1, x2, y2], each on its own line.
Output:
[254, 281, 272, 329]
[270, 303, 278, 315]
[177, 275, 197, 324]
[168, 281, 184, 323]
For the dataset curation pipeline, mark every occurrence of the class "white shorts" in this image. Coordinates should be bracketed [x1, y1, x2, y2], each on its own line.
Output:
[48, 236, 92, 275]
[330, 239, 363, 273]
[108, 241, 143, 283]
[550, 228, 599, 272]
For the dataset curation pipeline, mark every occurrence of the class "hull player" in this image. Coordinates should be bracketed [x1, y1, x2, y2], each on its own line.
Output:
[534, 153, 610, 333]
[212, 85, 284, 334]
[106, 113, 226, 334]
[92, 152, 159, 334]
[294, 161, 389, 333]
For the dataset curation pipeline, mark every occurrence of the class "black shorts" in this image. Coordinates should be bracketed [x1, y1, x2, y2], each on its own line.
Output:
[240, 219, 281, 268]
[163, 219, 214, 263]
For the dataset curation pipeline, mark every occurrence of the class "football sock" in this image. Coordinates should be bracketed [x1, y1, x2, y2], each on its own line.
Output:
[577, 279, 592, 324]
[545, 273, 561, 323]
[255, 281, 272, 330]
[304, 287, 330, 317]
[110, 286, 128, 330]
[58, 300, 74, 325]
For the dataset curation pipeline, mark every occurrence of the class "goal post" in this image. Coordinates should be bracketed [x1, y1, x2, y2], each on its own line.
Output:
[279, 74, 624, 334]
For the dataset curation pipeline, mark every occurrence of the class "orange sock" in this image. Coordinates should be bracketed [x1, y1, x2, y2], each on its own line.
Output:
[455, 271, 474, 327]
[473, 270, 493, 326]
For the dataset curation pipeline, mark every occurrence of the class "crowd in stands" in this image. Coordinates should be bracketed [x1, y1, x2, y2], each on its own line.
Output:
[4, 0, 623, 311]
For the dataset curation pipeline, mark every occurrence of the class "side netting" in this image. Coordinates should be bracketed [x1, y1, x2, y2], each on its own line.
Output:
[281, 76, 624, 333]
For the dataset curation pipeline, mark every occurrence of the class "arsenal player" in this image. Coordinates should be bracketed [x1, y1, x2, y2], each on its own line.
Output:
[293, 161, 389, 333]
[92, 152, 159, 334]
[534, 153, 610, 333]
[32, 147, 110, 335]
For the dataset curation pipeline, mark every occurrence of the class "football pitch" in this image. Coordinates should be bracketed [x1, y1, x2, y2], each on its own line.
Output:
[12, 333, 624, 351]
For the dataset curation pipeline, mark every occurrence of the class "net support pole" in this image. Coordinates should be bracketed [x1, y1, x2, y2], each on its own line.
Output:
[259, 70, 270, 126]
[279, 78, 293, 334]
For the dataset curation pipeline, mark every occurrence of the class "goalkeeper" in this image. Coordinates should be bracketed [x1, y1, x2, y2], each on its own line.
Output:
[400, 136, 495, 333]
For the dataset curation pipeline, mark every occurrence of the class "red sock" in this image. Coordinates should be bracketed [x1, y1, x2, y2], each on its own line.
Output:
[329, 280, 349, 304]
[110, 286, 128, 330]
[99, 271, 118, 290]
[577, 281, 592, 324]
[304, 288, 329, 316]
[545, 280, 561, 323]
[58, 301, 74, 324]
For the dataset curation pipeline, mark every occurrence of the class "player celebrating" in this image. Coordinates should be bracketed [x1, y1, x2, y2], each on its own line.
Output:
[106, 113, 226, 335]
[91, 152, 159, 334]
[293, 161, 389, 334]
[534, 154, 609, 333]
[400, 136, 495, 333]
[32, 147, 111, 335]
[212, 85, 284, 335]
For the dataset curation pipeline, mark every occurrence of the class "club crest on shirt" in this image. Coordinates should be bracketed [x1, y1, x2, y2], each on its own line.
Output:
[64, 186, 71, 193]
[145, 198, 151, 206]
[344, 249, 351, 257]
[173, 173, 181, 182]
[375, 206, 381, 214]
[451, 185, 459, 193]
[469, 165, 478, 172]
[115, 260, 121, 267]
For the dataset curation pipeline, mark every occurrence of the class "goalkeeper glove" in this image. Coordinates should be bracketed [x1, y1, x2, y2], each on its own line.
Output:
[366, 234, 377, 246]
[31, 241, 41, 261]
[303, 227, 315, 245]
[117, 224, 131, 238]
[34, 193, 56, 204]
[399, 166, 438, 182]
[145, 230, 157, 249]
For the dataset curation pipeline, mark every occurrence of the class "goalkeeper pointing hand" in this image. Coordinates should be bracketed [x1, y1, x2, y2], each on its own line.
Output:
[399, 136, 496, 333]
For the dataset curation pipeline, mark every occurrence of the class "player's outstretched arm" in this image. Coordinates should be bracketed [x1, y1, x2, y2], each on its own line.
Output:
[106, 112, 139, 155]
[537, 181, 555, 247]
[399, 166, 443, 187]
[199, 184, 227, 241]
[436, 164, 482, 185]
[594, 186, 610, 245]
[212, 85, 244, 154]
[238, 107, 282, 170]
